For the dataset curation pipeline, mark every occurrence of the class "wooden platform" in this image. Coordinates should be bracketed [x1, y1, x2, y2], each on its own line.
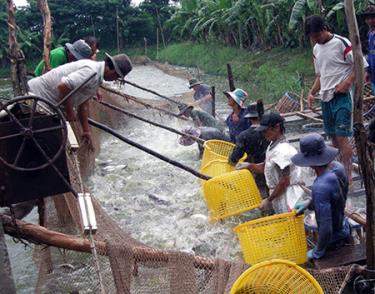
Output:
[312, 243, 366, 269]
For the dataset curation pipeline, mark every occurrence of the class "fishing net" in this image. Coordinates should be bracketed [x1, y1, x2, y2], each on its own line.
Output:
[3, 96, 365, 294]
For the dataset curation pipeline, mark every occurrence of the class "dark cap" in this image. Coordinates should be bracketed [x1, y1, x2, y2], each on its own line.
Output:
[255, 112, 284, 132]
[291, 133, 338, 167]
[105, 53, 133, 79]
[304, 15, 327, 36]
[244, 103, 258, 119]
[361, 5, 375, 17]
[188, 79, 201, 89]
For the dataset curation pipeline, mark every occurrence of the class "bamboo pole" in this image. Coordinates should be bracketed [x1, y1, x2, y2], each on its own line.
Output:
[345, 0, 375, 269]
[97, 100, 205, 144]
[37, 0, 51, 73]
[211, 86, 215, 117]
[226, 64, 235, 91]
[0, 214, 218, 269]
[100, 85, 188, 120]
[124, 80, 181, 105]
[7, 0, 28, 96]
[88, 118, 211, 181]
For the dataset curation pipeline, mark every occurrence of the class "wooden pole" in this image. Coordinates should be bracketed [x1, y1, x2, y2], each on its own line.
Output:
[37, 0, 52, 73]
[226, 64, 235, 91]
[144, 37, 147, 57]
[345, 0, 375, 269]
[155, 8, 166, 48]
[211, 86, 216, 117]
[97, 100, 205, 144]
[7, 0, 28, 96]
[116, 7, 120, 53]
[156, 28, 159, 59]
[0, 214, 218, 269]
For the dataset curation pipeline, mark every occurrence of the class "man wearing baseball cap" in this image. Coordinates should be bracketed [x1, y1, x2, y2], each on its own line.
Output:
[34, 39, 92, 76]
[237, 111, 306, 213]
[291, 133, 350, 260]
[28, 52, 132, 149]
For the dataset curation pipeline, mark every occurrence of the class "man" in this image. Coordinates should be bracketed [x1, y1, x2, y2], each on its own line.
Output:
[229, 103, 269, 165]
[362, 5, 375, 92]
[34, 39, 92, 76]
[230, 103, 270, 197]
[305, 15, 368, 185]
[178, 104, 225, 131]
[178, 104, 228, 156]
[188, 79, 213, 115]
[292, 133, 350, 260]
[237, 112, 305, 213]
[28, 53, 132, 148]
[225, 88, 251, 143]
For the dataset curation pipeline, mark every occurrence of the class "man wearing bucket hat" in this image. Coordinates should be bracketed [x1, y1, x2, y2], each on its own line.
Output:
[362, 5, 375, 92]
[188, 79, 213, 115]
[34, 39, 92, 76]
[291, 133, 350, 260]
[28, 52, 132, 149]
[237, 112, 306, 213]
[225, 88, 251, 143]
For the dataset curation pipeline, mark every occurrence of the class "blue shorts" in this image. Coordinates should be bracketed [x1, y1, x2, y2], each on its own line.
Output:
[321, 93, 352, 137]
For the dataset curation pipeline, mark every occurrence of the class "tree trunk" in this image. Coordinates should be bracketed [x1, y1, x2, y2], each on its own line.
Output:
[344, 0, 375, 270]
[37, 0, 52, 73]
[7, 0, 28, 96]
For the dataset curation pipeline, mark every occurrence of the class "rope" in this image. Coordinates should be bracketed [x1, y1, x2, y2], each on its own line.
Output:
[96, 100, 205, 144]
[68, 153, 106, 294]
[88, 118, 211, 181]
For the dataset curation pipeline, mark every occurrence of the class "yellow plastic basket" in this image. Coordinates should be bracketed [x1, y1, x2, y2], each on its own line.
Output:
[233, 211, 307, 265]
[202, 169, 261, 221]
[230, 259, 323, 294]
[201, 140, 246, 169]
[200, 159, 236, 183]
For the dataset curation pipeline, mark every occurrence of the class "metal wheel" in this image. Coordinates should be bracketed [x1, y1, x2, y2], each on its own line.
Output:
[0, 95, 67, 171]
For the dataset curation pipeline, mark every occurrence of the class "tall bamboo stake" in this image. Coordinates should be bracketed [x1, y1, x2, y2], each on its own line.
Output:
[344, 0, 375, 269]
[37, 0, 51, 73]
[226, 64, 235, 91]
[7, 0, 28, 96]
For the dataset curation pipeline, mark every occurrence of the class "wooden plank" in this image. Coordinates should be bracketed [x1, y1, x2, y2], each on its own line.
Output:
[67, 121, 79, 151]
[313, 243, 366, 269]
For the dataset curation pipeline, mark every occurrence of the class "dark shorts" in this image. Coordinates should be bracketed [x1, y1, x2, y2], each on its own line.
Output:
[321, 93, 352, 137]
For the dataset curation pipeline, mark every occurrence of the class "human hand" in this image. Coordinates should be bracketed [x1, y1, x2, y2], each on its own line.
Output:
[96, 89, 103, 102]
[235, 162, 251, 170]
[307, 92, 316, 110]
[335, 80, 351, 94]
[307, 249, 314, 260]
[294, 199, 310, 216]
[259, 198, 271, 210]
[81, 131, 94, 152]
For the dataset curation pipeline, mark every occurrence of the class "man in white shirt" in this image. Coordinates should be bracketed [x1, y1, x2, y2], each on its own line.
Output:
[305, 15, 368, 185]
[28, 53, 132, 148]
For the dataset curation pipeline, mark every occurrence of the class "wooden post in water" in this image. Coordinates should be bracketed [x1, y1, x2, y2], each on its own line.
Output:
[227, 63, 235, 91]
[211, 86, 215, 117]
[156, 28, 159, 60]
[345, 0, 375, 269]
[144, 37, 147, 57]
[37, 0, 51, 73]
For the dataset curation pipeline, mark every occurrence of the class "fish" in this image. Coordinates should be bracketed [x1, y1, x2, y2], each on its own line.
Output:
[147, 193, 171, 205]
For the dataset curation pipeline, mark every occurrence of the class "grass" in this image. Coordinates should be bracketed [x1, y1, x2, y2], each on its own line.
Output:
[1, 42, 315, 103]
[157, 42, 315, 103]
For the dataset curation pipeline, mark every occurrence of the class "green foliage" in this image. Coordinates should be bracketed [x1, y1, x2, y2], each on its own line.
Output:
[158, 42, 314, 103]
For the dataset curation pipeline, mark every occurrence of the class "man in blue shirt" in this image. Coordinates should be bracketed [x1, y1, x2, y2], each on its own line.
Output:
[188, 79, 213, 115]
[362, 5, 375, 92]
[291, 133, 350, 260]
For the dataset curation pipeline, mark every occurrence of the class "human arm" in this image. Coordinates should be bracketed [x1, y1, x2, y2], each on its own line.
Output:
[335, 71, 355, 94]
[57, 82, 75, 121]
[310, 186, 333, 259]
[78, 101, 94, 151]
[191, 93, 212, 107]
[229, 133, 246, 165]
[236, 162, 265, 173]
[260, 169, 290, 210]
[307, 75, 321, 110]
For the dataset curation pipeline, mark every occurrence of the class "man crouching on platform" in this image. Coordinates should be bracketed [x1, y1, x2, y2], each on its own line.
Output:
[291, 133, 350, 260]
